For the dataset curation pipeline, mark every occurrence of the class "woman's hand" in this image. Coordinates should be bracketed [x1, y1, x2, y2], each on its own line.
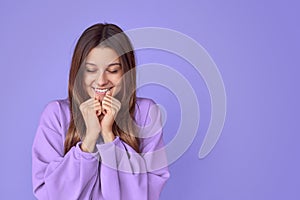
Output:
[100, 90, 121, 143]
[79, 98, 102, 152]
[79, 91, 121, 152]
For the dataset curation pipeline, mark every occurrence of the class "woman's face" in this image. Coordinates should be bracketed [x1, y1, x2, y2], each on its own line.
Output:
[83, 47, 123, 101]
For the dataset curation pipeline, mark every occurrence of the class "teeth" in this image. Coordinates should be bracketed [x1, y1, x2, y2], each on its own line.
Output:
[95, 88, 109, 93]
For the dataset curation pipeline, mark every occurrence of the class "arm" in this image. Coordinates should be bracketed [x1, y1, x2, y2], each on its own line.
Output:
[96, 99, 170, 200]
[32, 101, 99, 200]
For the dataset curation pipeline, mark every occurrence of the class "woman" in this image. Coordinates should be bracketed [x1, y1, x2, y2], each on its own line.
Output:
[32, 23, 169, 200]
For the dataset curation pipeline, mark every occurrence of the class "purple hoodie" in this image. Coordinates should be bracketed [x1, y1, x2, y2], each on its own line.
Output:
[32, 97, 170, 200]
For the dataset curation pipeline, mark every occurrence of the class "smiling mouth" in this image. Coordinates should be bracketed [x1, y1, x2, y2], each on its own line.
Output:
[93, 87, 113, 94]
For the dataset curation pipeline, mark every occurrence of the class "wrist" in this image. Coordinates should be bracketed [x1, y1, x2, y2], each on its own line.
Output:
[102, 131, 115, 143]
[81, 137, 97, 153]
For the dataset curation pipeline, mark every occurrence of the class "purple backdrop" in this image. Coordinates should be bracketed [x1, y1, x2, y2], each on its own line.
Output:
[1, 0, 299, 199]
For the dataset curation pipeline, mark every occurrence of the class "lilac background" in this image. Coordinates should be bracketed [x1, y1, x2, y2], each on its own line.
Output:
[1, 0, 299, 199]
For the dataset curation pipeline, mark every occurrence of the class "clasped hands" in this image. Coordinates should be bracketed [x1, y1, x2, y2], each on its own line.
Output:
[79, 90, 121, 152]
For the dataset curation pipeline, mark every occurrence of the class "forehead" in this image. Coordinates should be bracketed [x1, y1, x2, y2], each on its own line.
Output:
[86, 47, 120, 66]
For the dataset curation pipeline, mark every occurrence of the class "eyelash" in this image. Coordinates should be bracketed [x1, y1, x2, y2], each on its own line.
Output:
[86, 69, 97, 73]
[107, 70, 118, 74]
[86, 69, 119, 74]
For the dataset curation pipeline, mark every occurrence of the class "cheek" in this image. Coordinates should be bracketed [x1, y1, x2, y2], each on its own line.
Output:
[116, 71, 124, 83]
[115, 75, 123, 84]
[108, 73, 123, 85]
[84, 74, 95, 85]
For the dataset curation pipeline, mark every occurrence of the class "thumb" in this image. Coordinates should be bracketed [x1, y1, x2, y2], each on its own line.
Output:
[106, 90, 111, 96]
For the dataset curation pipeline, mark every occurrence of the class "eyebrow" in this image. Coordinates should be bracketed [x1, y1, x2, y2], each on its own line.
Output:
[85, 62, 121, 68]
[85, 62, 97, 66]
[107, 62, 121, 67]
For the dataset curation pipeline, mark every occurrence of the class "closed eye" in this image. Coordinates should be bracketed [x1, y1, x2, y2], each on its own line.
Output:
[107, 69, 119, 74]
[86, 69, 97, 73]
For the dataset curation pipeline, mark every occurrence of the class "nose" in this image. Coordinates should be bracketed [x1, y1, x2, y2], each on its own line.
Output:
[96, 71, 108, 86]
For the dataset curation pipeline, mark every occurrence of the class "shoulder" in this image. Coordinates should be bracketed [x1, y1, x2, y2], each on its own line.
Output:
[33, 99, 70, 156]
[41, 99, 69, 120]
[136, 97, 156, 110]
[135, 97, 161, 126]
[39, 98, 70, 131]
[43, 98, 68, 111]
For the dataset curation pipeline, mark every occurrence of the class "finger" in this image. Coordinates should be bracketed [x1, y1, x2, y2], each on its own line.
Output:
[108, 95, 121, 106]
[103, 95, 120, 106]
[102, 101, 120, 115]
[102, 100, 112, 108]
[102, 95, 122, 113]
[80, 98, 98, 109]
[83, 101, 99, 113]
[80, 98, 94, 108]
[93, 101, 102, 116]
[93, 100, 101, 107]
[101, 101, 112, 114]
[106, 90, 112, 96]
[102, 96, 112, 106]
[102, 99, 119, 110]
[90, 99, 100, 105]
[102, 100, 113, 113]
[106, 97, 121, 111]
[112, 99, 121, 110]
[94, 104, 101, 110]
[103, 95, 113, 102]
[98, 114, 104, 121]
[80, 99, 101, 115]
[86, 98, 97, 104]
[84, 100, 100, 110]
[103, 101, 121, 115]
[96, 109, 102, 116]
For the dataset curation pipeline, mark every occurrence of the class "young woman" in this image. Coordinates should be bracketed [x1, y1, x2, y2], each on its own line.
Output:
[32, 23, 169, 200]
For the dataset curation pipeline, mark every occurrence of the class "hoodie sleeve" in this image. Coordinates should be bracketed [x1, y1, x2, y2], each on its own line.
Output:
[96, 99, 170, 200]
[32, 101, 99, 200]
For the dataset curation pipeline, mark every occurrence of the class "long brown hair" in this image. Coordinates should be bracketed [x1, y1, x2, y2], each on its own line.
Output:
[64, 23, 139, 154]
